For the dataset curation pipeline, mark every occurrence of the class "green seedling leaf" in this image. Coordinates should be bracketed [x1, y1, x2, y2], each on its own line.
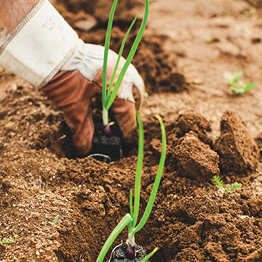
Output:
[53, 215, 59, 224]
[213, 175, 224, 190]
[232, 71, 243, 83]
[205, 35, 214, 43]
[224, 182, 242, 194]
[242, 7, 256, 18]
[143, 92, 149, 98]
[223, 71, 243, 84]
[1, 235, 18, 244]
[129, 189, 134, 218]
[214, 175, 242, 194]
[229, 82, 256, 95]
[49, 215, 59, 225]
[1, 239, 14, 244]
[230, 182, 242, 192]
[244, 82, 256, 92]
[223, 72, 232, 82]
[224, 71, 256, 95]
[225, 184, 231, 193]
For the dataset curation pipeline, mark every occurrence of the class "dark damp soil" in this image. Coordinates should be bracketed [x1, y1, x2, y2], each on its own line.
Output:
[1, 0, 262, 261]
[91, 123, 123, 163]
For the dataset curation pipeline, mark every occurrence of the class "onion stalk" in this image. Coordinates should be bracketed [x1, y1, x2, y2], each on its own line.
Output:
[102, 0, 149, 134]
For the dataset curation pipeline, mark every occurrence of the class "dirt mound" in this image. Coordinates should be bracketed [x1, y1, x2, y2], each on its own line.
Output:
[214, 111, 259, 175]
[171, 131, 220, 180]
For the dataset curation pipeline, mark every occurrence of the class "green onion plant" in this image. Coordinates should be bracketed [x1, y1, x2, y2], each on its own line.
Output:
[102, 0, 149, 135]
[96, 113, 166, 262]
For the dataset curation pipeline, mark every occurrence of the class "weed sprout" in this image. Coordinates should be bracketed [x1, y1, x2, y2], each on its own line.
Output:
[1, 239, 14, 244]
[223, 71, 256, 95]
[48, 215, 59, 225]
[213, 175, 242, 194]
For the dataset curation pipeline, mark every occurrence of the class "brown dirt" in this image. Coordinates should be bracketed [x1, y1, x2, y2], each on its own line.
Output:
[1, 0, 262, 261]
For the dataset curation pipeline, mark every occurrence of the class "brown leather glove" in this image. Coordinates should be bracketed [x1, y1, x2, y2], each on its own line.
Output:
[43, 41, 144, 156]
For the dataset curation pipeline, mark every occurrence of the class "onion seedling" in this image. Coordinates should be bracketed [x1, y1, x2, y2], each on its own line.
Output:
[96, 113, 166, 262]
[102, 0, 149, 135]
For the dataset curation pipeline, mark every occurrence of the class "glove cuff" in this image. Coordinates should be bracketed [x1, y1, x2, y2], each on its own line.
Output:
[0, 0, 78, 88]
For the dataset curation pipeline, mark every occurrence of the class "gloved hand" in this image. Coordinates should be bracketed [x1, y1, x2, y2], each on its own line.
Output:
[0, 0, 144, 156]
[43, 42, 144, 155]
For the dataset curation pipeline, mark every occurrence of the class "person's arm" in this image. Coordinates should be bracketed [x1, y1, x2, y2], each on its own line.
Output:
[0, 0, 144, 156]
[0, 0, 39, 32]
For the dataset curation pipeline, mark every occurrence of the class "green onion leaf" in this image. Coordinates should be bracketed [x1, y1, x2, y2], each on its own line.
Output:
[105, 0, 149, 111]
[129, 189, 134, 218]
[106, 14, 139, 103]
[132, 113, 144, 228]
[133, 115, 166, 234]
[102, 0, 119, 122]
[140, 247, 159, 262]
[96, 214, 133, 262]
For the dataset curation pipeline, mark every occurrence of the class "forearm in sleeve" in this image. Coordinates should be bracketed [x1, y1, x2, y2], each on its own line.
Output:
[0, 0, 40, 32]
[0, 0, 78, 88]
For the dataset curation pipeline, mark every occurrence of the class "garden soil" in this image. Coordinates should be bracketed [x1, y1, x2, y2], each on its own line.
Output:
[1, 0, 262, 261]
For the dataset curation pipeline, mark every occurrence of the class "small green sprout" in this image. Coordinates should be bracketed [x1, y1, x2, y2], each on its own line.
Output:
[205, 35, 218, 43]
[213, 175, 242, 194]
[102, 0, 148, 134]
[48, 215, 59, 225]
[1, 239, 14, 244]
[205, 35, 214, 43]
[243, 7, 256, 18]
[223, 71, 256, 95]
[1, 234, 18, 244]
[143, 92, 149, 98]
[96, 113, 166, 262]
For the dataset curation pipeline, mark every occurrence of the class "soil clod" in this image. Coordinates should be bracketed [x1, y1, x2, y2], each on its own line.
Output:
[214, 111, 259, 175]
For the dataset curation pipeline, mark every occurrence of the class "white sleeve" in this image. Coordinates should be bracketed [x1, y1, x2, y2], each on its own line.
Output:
[0, 0, 78, 88]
